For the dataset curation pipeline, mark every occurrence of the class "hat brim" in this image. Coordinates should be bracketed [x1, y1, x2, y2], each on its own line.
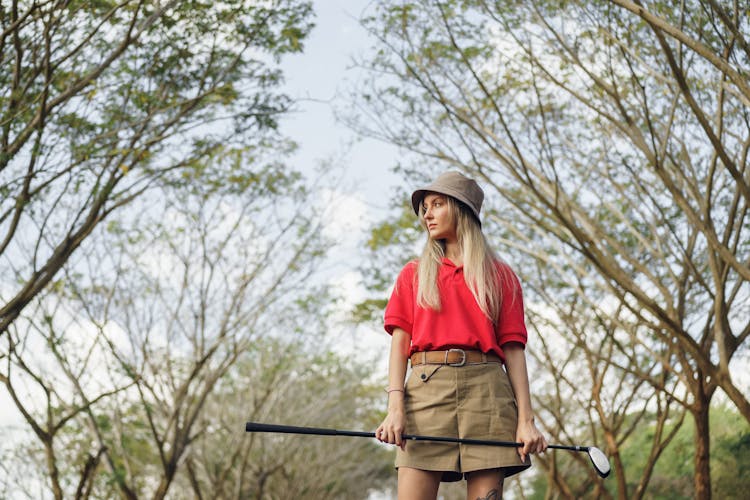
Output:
[411, 187, 481, 225]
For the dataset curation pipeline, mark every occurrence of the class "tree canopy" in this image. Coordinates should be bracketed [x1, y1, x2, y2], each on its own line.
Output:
[0, 0, 313, 335]
[1, 1, 397, 498]
[351, 0, 749, 498]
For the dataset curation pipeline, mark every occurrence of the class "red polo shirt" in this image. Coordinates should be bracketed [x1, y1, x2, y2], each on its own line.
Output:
[384, 258, 527, 360]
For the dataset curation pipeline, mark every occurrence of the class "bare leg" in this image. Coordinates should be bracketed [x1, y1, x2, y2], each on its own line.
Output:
[397, 467, 442, 500]
[466, 468, 505, 500]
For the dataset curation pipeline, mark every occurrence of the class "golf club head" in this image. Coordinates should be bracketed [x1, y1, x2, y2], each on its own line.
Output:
[587, 447, 611, 478]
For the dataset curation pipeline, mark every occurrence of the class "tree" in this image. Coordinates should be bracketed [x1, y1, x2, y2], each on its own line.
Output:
[0, 161, 396, 498]
[0, 0, 314, 336]
[351, 1, 749, 498]
[188, 344, 394, 499]
[1, 2, 399, 497]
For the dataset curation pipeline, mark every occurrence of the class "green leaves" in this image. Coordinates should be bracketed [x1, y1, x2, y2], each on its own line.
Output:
[0, 0, 317, 336]
[353, 0, 750, 497]
[0, 2, 327, 497]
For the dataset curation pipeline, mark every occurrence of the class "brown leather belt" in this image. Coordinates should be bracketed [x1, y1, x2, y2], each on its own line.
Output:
[410, 349, 502, 367]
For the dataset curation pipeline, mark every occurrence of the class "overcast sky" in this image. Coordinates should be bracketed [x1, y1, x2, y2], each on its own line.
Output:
[278, 0, 400, 364]
[280, 0, 400, 197]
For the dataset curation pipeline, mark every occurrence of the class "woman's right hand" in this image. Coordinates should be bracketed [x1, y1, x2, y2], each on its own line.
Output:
[376, 400, 406, 449]
[378, 327, 410, 450]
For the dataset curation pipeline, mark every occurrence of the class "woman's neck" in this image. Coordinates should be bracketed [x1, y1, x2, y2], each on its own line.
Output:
[444, 240, 462, 266]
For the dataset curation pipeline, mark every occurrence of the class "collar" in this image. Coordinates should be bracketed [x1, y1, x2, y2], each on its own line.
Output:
[441, 257, 463, 269]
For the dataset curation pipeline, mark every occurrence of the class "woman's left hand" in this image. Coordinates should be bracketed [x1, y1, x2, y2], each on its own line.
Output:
[516, 418, 547, 463]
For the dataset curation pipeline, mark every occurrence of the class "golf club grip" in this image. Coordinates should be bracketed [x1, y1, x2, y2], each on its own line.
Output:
[245, 422, 375, 439]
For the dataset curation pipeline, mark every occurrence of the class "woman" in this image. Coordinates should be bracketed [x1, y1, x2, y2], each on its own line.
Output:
[376, 171, 547, 499]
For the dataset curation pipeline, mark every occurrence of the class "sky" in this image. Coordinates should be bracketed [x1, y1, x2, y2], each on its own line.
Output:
[276, 0, 402, 364]
[279, 0, 400, 198]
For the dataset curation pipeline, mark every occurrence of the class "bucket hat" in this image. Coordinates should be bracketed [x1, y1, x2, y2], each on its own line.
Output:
[411, 171, 484, 225]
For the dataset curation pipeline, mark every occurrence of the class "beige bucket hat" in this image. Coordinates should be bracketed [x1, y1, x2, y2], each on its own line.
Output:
[411, 171, 484, 225]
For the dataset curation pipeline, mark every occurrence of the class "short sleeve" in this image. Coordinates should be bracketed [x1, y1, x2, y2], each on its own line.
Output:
[384, 261, 417, 335]
[495, 264, 528, 347]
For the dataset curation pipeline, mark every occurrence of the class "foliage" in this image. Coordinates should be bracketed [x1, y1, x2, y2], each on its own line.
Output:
[616, 405, 749, 499]
[352, 0, 750, 498]
[1, 335, 395, 499]
[0, 0, 314, 336]
[0, 1, 402, 497]
[0, 153, 392, 498]
[197, 342, 395, 499]
[519, 406, 750, 499]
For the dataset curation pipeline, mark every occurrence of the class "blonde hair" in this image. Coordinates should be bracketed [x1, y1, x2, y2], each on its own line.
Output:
[416, 196, 507, 322]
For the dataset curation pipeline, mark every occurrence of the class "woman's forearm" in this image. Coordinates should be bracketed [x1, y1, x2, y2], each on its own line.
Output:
[387, 327, 411, 409]
[377, 328, 411, 447]
[502, 342, 534, 422]
[503, 341, 547, 460]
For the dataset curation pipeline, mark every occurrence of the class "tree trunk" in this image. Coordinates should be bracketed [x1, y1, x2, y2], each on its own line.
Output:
[693, 392, 712, 500]
[44, 438, 64, 500]
[605, 431, 627, 500]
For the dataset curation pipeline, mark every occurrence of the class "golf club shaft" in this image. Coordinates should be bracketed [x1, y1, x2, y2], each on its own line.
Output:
[245, 422, 586, 451]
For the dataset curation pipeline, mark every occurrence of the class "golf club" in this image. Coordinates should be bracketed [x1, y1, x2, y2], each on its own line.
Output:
[245, 421, 611, 478]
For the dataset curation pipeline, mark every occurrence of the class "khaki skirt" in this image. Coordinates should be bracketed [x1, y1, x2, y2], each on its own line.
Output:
[395, 361, 530, 482]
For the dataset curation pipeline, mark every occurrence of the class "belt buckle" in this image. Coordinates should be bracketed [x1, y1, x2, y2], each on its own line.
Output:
[446, 348, 466, 367]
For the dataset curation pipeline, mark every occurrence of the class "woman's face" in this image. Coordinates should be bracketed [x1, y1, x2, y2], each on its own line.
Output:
[422, 193, 457, 242]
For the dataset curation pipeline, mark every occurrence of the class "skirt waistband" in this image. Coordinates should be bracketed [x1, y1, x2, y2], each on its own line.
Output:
[410, 349, 501, 367]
